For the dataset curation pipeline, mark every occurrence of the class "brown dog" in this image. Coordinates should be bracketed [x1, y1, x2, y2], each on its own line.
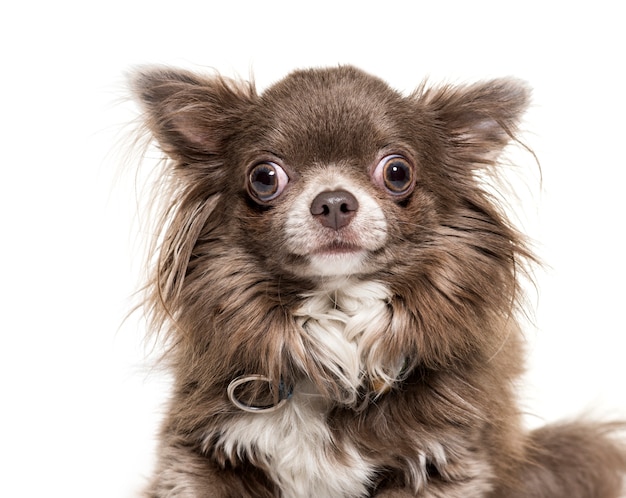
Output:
[130, 65, 626, 497]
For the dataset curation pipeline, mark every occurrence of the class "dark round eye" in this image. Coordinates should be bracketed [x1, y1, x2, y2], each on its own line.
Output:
[248, 162, 289, 202]
[373, 155, 414, 195]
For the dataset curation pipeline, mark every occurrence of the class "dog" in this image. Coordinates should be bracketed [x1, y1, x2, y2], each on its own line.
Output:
[130, 65, 626, 497]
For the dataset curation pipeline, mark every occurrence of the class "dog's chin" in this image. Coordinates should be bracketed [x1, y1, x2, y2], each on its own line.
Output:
[307, 246, 368, 277]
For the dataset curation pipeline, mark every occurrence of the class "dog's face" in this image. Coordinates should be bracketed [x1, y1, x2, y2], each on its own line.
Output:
[233, 70, 426, 279]
[133, 66, 529, 285]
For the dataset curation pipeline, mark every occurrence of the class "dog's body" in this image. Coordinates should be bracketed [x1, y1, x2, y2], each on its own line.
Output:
[131, 66, 626, 497]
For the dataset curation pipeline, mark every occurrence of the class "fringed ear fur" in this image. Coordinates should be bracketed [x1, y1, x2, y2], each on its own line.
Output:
[418, 78, 531, 166]
[129, 67, 257, 162]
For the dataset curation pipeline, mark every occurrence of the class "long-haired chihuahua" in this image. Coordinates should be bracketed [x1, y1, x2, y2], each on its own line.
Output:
[130, 65, 626, 497]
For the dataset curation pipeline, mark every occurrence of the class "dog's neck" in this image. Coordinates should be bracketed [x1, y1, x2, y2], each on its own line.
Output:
[228, 277, 408, 413]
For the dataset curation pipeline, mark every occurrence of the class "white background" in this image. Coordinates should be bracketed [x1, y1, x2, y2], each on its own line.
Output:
[1, 1, 624, 497]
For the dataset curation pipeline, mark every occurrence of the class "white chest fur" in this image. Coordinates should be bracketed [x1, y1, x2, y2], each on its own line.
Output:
[215, 386, 375, 497]
[213, 280, 393, 497]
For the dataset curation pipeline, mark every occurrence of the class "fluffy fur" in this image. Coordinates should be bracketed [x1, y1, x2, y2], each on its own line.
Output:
[130, 65, 626, 497]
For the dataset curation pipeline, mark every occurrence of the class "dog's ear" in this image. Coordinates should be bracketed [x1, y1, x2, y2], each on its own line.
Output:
[418, 78, 531, 165]
[130, 67, 256, 162]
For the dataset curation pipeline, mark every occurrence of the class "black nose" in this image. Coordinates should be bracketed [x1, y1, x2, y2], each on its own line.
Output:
[310, 190, 359, 230]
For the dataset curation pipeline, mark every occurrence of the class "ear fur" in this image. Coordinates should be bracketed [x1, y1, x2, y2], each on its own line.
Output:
[130, 67, 256, 162]
[418, 78, 531, 165]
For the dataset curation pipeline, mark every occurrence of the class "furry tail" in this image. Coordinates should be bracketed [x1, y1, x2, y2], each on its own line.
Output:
[499, 421, 626, 498]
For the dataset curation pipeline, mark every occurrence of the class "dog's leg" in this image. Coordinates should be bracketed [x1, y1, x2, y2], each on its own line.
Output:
[144, 440, 277, 498]
[372, 451, 496, 498]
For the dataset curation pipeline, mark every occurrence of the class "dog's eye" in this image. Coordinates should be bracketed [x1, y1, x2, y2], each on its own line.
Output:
[248, 162, 289, 202]
[373, 155, 414, 196]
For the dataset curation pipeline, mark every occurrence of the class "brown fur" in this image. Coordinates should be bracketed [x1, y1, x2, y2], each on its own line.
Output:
[130, 65, 626, 497]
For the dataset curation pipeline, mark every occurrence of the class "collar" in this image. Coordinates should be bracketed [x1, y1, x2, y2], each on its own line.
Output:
[227, 358, 409, 414]
[227, 375, 294, 414]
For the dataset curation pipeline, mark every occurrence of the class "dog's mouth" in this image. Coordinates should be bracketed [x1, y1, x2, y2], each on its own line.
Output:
[307, 241, 369, 277]
[313, 242, 363, 256]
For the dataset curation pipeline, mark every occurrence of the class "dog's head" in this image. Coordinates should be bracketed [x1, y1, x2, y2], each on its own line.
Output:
[132, 66, 530, 284]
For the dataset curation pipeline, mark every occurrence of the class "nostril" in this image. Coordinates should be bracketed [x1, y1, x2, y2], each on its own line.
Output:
[310, 190, 359, 230]
[340, 203, 351, 213]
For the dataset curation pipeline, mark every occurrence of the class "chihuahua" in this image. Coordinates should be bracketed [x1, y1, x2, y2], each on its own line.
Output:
[130, 65, 626, 497]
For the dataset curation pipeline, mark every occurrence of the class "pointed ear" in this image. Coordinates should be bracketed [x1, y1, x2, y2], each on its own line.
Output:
[130, 67, 256, 161]
[419, 78, 531, 165]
